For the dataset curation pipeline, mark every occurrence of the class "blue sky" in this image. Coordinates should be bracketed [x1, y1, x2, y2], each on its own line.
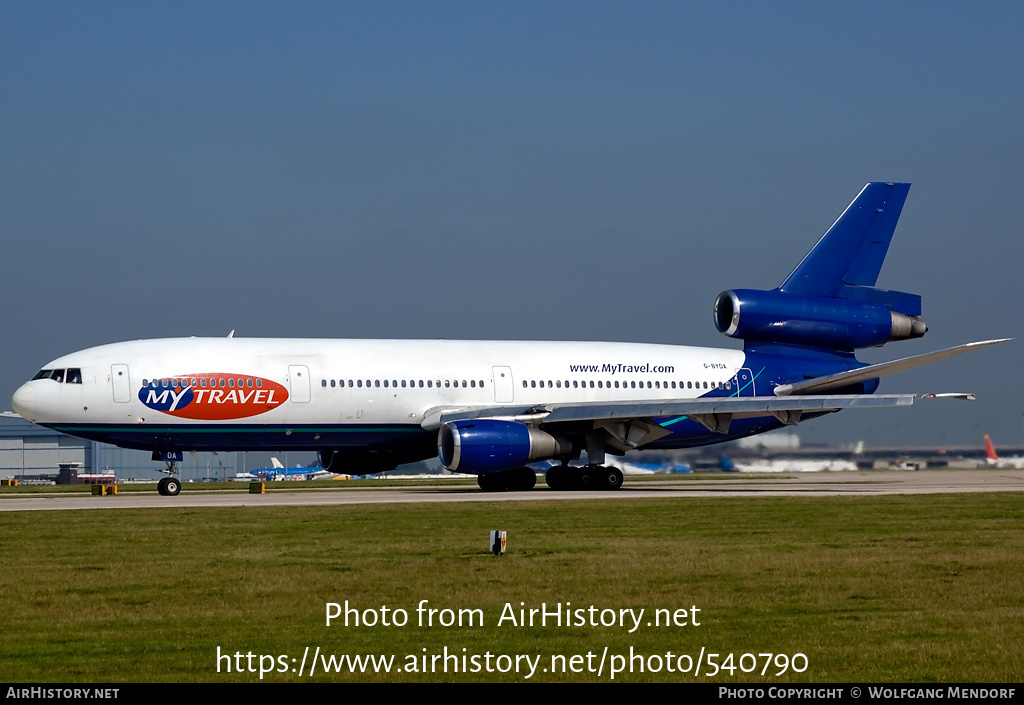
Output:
[2, 2, 1022, 450]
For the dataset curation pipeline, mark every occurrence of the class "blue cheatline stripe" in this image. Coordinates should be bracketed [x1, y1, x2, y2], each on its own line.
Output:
[657, 367, 765, 428]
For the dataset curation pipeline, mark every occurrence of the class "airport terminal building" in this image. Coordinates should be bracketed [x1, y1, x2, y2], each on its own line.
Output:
[0, 414, 237, 482]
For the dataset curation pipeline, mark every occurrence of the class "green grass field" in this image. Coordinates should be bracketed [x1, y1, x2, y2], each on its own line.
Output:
[1, 493, 1021, 682]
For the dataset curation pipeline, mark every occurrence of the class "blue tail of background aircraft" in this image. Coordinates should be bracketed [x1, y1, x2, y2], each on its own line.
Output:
[714, 183, 927, 356]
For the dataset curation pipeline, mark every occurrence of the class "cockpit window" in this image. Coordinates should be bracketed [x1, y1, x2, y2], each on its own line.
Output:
[32, 369, 53, 381]
[66, 368, 82, 384]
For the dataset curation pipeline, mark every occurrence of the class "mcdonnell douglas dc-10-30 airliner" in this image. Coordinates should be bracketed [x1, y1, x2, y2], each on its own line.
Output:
[11, 184, 1006, 495]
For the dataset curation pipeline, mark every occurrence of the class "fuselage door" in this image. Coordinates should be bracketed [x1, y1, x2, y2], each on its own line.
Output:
[288, 365, 311, 403]
[492, 366, 514, 403]
[734, 368, 755, 397]
[111, 364, 130, 403]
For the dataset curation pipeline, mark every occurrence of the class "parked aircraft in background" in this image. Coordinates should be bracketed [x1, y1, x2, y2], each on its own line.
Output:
[247, 457, 334, 481]
[984, 435, 1024, 468]
[718, 455, 858, 473]
[11, 184, 1005, 495]
[619, 459, 693, 475]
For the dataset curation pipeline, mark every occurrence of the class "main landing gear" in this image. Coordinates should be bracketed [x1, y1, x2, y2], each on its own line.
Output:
[153, 451, 183, 496]
[545, 464, 623, 491]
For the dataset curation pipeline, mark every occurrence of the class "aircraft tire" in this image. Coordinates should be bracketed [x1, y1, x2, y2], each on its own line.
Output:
[157, 478, 169, 496]
[603, 466, 624, 490]
[477, 474, 503, 491]
[514, 467, 537, 491]
[545, 467, 567, 490]
[578, 468, 594, 490]
[164, 478, 181, 496]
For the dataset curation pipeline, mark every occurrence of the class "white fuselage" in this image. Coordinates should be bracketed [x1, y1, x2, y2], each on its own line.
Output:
[11, 337, 752, 458]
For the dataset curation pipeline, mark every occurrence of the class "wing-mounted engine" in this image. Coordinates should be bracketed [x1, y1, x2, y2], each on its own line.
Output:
[439, 419, 572, 474]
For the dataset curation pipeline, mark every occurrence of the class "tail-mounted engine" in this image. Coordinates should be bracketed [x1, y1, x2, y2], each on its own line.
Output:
[714, 289, 926, 351]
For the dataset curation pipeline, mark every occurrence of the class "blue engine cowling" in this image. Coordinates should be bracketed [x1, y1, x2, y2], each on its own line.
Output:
[714, 289, 926, 350]
[438, 419, 572, 474]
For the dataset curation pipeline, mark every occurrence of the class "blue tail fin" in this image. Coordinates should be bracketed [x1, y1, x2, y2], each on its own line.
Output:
[780, 183, 919, 315]
[714, 183, 927, 352]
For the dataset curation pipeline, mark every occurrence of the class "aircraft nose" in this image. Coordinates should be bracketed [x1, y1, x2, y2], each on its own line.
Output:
[11, 383, 35, 420]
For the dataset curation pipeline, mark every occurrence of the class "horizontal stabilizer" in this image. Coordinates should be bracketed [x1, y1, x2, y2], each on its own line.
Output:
[773, 339, 1009, 396]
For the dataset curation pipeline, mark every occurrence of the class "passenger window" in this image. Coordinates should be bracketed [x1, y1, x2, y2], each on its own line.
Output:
[358, 380, 363, 388]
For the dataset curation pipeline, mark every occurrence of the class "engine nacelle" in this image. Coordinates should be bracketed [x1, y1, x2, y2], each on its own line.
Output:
[714, 289, 926, 350]
[438, 419, 572, 474]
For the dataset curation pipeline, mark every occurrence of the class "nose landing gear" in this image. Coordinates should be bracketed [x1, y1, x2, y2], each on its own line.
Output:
[157, 476, 181, 496]
[153, 451, 183, 496]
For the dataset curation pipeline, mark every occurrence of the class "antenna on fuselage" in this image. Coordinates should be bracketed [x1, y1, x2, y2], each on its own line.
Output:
[227, 330, 235, 338]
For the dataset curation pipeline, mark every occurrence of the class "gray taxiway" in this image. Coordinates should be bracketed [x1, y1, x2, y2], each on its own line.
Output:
[1, 469, 1022, 512]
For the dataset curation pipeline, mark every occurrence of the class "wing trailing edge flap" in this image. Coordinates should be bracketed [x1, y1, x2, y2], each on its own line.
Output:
[421, 394, 920, 432]
[773, 339, 1009, 396]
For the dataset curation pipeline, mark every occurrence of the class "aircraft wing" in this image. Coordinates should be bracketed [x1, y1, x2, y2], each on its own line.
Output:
[422, 392, 930, 438]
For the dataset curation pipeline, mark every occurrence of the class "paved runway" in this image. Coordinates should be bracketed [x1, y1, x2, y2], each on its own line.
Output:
[2, 469, 1023, 511]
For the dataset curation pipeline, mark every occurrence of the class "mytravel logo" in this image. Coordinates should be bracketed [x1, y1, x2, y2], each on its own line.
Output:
[138, 374, 288, 420]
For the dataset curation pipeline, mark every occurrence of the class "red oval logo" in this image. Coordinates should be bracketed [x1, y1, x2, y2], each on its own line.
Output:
[139, 374, 289, 420]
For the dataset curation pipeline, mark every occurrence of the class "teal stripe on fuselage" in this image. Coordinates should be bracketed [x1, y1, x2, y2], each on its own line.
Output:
[657, 367, 764, 428]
